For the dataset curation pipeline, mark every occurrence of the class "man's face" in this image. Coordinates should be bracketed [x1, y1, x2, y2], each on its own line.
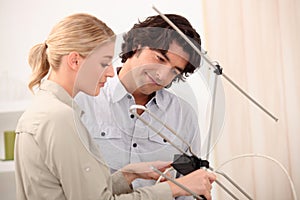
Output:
[122, 41, 189, 95]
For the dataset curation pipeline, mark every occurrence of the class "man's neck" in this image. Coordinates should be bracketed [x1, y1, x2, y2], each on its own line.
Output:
[118, 66, 136, 94]
[118, 66, 156, 113]
[132, 91, 154, 106]
[131, 91, 155, 115]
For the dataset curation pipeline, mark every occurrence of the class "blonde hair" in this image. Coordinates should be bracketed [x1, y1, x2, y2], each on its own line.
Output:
[28, 13, 115, 91]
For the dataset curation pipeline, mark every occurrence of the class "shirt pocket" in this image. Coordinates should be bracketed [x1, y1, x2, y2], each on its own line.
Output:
[92, 126, 122, 140]
[147, 127, 176, 145]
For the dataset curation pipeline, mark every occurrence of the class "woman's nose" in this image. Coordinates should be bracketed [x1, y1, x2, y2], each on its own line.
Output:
[105, 64, 114, 77]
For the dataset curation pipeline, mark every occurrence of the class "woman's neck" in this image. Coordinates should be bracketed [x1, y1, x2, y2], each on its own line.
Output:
[48, 71, 76, 97]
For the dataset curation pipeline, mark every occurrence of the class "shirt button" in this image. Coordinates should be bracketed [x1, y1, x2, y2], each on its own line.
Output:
[85, 167, 90, 172]
[130, 114, 135, 119]
[163, 139, 167, 143]
[132, 143, 137, 148]
[101, 132, 106, 136]
[127, 95, 132, 99]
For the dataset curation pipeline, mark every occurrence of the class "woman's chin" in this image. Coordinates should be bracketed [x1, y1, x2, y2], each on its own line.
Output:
[93, 88, 101, 96]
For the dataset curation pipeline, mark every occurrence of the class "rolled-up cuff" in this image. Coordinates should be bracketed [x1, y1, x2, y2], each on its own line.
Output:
[111, 171, 133, 195]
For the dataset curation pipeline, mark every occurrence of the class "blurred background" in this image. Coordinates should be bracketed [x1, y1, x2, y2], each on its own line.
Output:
[0, 0, 299, 199]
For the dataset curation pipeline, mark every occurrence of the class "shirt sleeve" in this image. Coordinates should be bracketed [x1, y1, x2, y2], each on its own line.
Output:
[111, 171, 133, 195]
[182, 101, 202, 157]
[111, 170, 172, 199]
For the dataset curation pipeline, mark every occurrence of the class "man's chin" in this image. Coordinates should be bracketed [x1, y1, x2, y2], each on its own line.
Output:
[139, 85, 161, 95]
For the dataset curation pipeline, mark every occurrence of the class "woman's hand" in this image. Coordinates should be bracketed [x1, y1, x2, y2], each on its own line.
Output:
[121, 161, 172, 184]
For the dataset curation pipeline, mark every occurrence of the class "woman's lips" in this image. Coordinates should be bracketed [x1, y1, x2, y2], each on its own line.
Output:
[98, 82, 105, 87]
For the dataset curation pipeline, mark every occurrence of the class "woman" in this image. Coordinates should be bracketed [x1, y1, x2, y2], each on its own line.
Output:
[14, 13, 216, 200]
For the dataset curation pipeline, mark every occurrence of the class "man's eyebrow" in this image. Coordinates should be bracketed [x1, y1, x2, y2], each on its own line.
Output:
[161, 53, 170, 61]
[155, 50, 185, 73]
[154, 49, 170, 61]
[174, 66, 184, 73]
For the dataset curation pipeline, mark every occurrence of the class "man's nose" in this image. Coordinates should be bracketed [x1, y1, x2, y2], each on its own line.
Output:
[155, 65, 175, 84]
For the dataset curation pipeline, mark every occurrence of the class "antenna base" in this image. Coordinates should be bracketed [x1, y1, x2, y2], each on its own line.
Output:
[171, 154, 209, 175]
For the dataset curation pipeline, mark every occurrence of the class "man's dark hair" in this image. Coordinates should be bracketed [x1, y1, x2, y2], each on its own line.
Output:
[120, 14, 202, 82]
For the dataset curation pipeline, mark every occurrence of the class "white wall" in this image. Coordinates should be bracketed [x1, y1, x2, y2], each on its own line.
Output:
[0, 0, 211, 146]
[0, 0, 213, 142]
[0, 1, 213, 199]
[0, 0, 212, 153]
[0, 0, 204, 109]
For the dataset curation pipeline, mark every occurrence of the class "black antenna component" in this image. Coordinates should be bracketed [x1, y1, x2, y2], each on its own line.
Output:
[129, 105, 253, 200]
[146, 6, 279, 199]
[128, 5, 279, 199]
[172, 154, 209, 175]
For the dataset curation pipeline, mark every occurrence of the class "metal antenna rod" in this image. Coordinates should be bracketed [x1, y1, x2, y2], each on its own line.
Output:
[130, 105, 253, 200]
[129, 105, 188, 155]
[152, 5, 278, 122]
[151, 166, 204, 200]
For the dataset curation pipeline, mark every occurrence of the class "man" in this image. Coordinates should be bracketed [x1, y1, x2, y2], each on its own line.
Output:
[76, 14, 203, 199]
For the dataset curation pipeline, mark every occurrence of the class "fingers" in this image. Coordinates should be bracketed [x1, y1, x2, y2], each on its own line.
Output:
[203, 192, 212, 200]
[151, 161, 172, 170]
[201, 172, 214, 200]
[153, 167, 174, 183]
[181, 169, 215, 198]
[208, 172, 216, 184]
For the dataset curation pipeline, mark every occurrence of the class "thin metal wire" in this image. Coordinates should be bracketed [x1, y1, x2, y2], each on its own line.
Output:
[215, 154, 298, 200]
[129, 105, 195, 156]
[130, 105, 253, 200]
[152, 5, 278, 122]
[151, 166, 204, 200]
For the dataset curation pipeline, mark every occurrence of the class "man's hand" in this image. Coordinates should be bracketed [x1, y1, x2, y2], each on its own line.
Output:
[169, 169, 216, 200]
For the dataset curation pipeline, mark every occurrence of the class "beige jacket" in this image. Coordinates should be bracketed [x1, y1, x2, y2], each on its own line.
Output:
[14, 80, 172, 200]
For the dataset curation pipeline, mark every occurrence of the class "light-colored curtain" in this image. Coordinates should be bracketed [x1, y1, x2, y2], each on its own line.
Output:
[201, 0, 300, 199]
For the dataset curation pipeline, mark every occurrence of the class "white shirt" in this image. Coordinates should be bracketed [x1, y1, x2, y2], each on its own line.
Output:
[75, 72, 201, 190]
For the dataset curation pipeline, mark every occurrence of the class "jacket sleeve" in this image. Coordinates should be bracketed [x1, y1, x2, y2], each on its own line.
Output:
[41, 110, 173, 200]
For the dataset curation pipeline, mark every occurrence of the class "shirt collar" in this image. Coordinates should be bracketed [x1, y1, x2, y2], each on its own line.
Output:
[39, 80, 83, 117]
[151, 90, 168, 112]
[107, 68, 169, 111]
[108, 72, 129, 103]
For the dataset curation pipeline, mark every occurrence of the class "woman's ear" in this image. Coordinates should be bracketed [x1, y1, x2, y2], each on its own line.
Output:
[67, 52, 81, 71]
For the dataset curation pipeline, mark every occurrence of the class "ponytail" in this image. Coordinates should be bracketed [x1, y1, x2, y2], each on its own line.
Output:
[28, 42, 50, 92]
[27, 13, 115, 92]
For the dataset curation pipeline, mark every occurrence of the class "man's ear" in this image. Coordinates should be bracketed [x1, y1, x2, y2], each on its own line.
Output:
[67, 52, 81, 71]
[133, 45, 142, 57]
